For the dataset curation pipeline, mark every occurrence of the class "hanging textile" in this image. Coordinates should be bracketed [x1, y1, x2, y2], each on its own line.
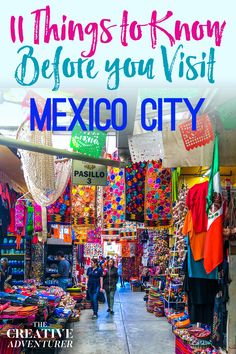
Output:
[73, 228, 88, 244]
[70, 124, 106, 158]
[121, 240, 131, 257]
[71, 185, 96, 227]
[17, 116, 71, 207]
[33, 204, 42, 232]
[179, 114, 214, 151]
[103, 167, 125, 227]
[47, 182, 71, 224]
[162, 118, 214, 168]
[84, 243, 103, 258]
[26, 204, 34, 236]
[144, 161, 172, 227]
[128, 132, 164, 163]
[172, 167, 181, 203]
[204, 135, 223, 273]
[87, 228, 101, 244]
[96, 187, 103, 228]
[15, 200, 26, 234]
[125, 161, 147, 222]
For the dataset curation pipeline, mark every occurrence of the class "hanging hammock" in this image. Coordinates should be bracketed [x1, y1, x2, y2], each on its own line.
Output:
[16, 119, 71, 207]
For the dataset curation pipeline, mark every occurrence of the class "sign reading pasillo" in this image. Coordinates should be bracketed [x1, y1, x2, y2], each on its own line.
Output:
[72, 160, 107, 186]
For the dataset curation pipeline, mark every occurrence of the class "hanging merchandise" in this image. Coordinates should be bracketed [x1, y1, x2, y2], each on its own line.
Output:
[125, 161, 147, 222]
[186, 180, 208, 234]
[71, 185, 96, 227]
[171, 168, 181, 203]
[96, 187, 103, 229]
[15, 199, 26, 235]
[33, 203, 42, 232]
[121, 240, 131, 257]
[179, 114, 214, 151]
[103, 167, 125, 227]
[145, 161, 172, 227]
[26, 204, 34, 237]
[204, 135, 223, 274]
[162, 117, 214, 168]
[152, 230, 170, 273]
[47, 182, 71, 224]
[87, 228, 101, 244]
[70, 123, 107, 158]
[84, 243, 103, 258]
[128, 132, 164, 163]
[172, 186, 188, 267]
[73, 228, 88, 244]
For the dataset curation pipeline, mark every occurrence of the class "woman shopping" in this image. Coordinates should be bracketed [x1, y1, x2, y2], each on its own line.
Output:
[86, 259, 103, 319]
[103, 259, 118, 315]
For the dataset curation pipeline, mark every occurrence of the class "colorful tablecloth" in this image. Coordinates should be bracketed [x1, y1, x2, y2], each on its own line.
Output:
[145, 161, 172, 227]
[103, 167, 125, 226]
[125, 162, 147, 222]
[71, 185, 96, 227]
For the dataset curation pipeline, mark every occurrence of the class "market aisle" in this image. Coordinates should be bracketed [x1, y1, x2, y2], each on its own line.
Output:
[65, 285, 175, 354]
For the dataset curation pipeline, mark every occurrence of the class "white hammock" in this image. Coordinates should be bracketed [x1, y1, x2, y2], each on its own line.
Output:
[17, 119, 71, 207]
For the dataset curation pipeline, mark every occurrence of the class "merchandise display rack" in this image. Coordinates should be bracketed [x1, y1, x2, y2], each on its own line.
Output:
[0, 234, 25, 283]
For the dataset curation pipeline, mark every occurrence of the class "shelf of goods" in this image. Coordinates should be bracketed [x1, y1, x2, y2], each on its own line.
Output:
[44, 243, 73, 287]
[0, 236, 25, 285]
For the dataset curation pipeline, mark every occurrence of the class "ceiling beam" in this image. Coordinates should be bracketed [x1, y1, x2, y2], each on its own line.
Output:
[0, 135, 126, 168]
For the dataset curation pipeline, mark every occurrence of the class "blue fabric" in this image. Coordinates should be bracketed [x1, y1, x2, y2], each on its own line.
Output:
[88, 285, 100, 315]
[187, 238, 218, 279]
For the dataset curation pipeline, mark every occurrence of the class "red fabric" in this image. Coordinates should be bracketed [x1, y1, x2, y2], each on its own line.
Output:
[186, 181, 208, 233]
[8, 209, 15, 233]
[204, 215, 223, 274]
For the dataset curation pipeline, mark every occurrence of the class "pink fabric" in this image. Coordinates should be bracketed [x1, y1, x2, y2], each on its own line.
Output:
[15, 200, 25, 229]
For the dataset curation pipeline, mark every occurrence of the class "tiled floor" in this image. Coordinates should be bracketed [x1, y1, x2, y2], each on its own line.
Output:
[64, 285, 175, 354]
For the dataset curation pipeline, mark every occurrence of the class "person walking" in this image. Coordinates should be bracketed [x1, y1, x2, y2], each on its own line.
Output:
[51, 251, 71, 291]
[103, 259, 118, 315]
[0, 258, 12, 291]
[86, 259, 103, 319]
[118, 258, 125, 287]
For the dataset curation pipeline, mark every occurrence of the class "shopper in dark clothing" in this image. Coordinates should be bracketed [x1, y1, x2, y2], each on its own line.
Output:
[103, 259, 118, 315]
[51, 251, 70, 291]
[0, 258, 12, 291]
[86, 259, 103, 319]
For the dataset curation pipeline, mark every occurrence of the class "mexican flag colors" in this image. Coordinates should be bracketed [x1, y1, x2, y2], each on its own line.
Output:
[204, 135, 223, 273]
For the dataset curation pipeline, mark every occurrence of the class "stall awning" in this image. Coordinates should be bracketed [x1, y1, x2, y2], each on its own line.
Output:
[0, 145, 27, 193]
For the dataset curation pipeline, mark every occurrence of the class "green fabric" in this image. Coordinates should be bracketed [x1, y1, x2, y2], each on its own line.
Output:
[105, 289, 116, 310]
[217, 99, 236, 130]
[27, 206, 34, 235]
[206, 134, 220, 214]
[171, 167, 181, 203]
[70, 124, 107, 158]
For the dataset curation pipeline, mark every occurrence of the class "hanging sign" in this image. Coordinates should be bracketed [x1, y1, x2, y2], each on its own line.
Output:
[72, 160, 107, 186]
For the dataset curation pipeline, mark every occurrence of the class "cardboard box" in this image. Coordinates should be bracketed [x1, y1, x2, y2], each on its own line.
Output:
[131, 285, 142, 292]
